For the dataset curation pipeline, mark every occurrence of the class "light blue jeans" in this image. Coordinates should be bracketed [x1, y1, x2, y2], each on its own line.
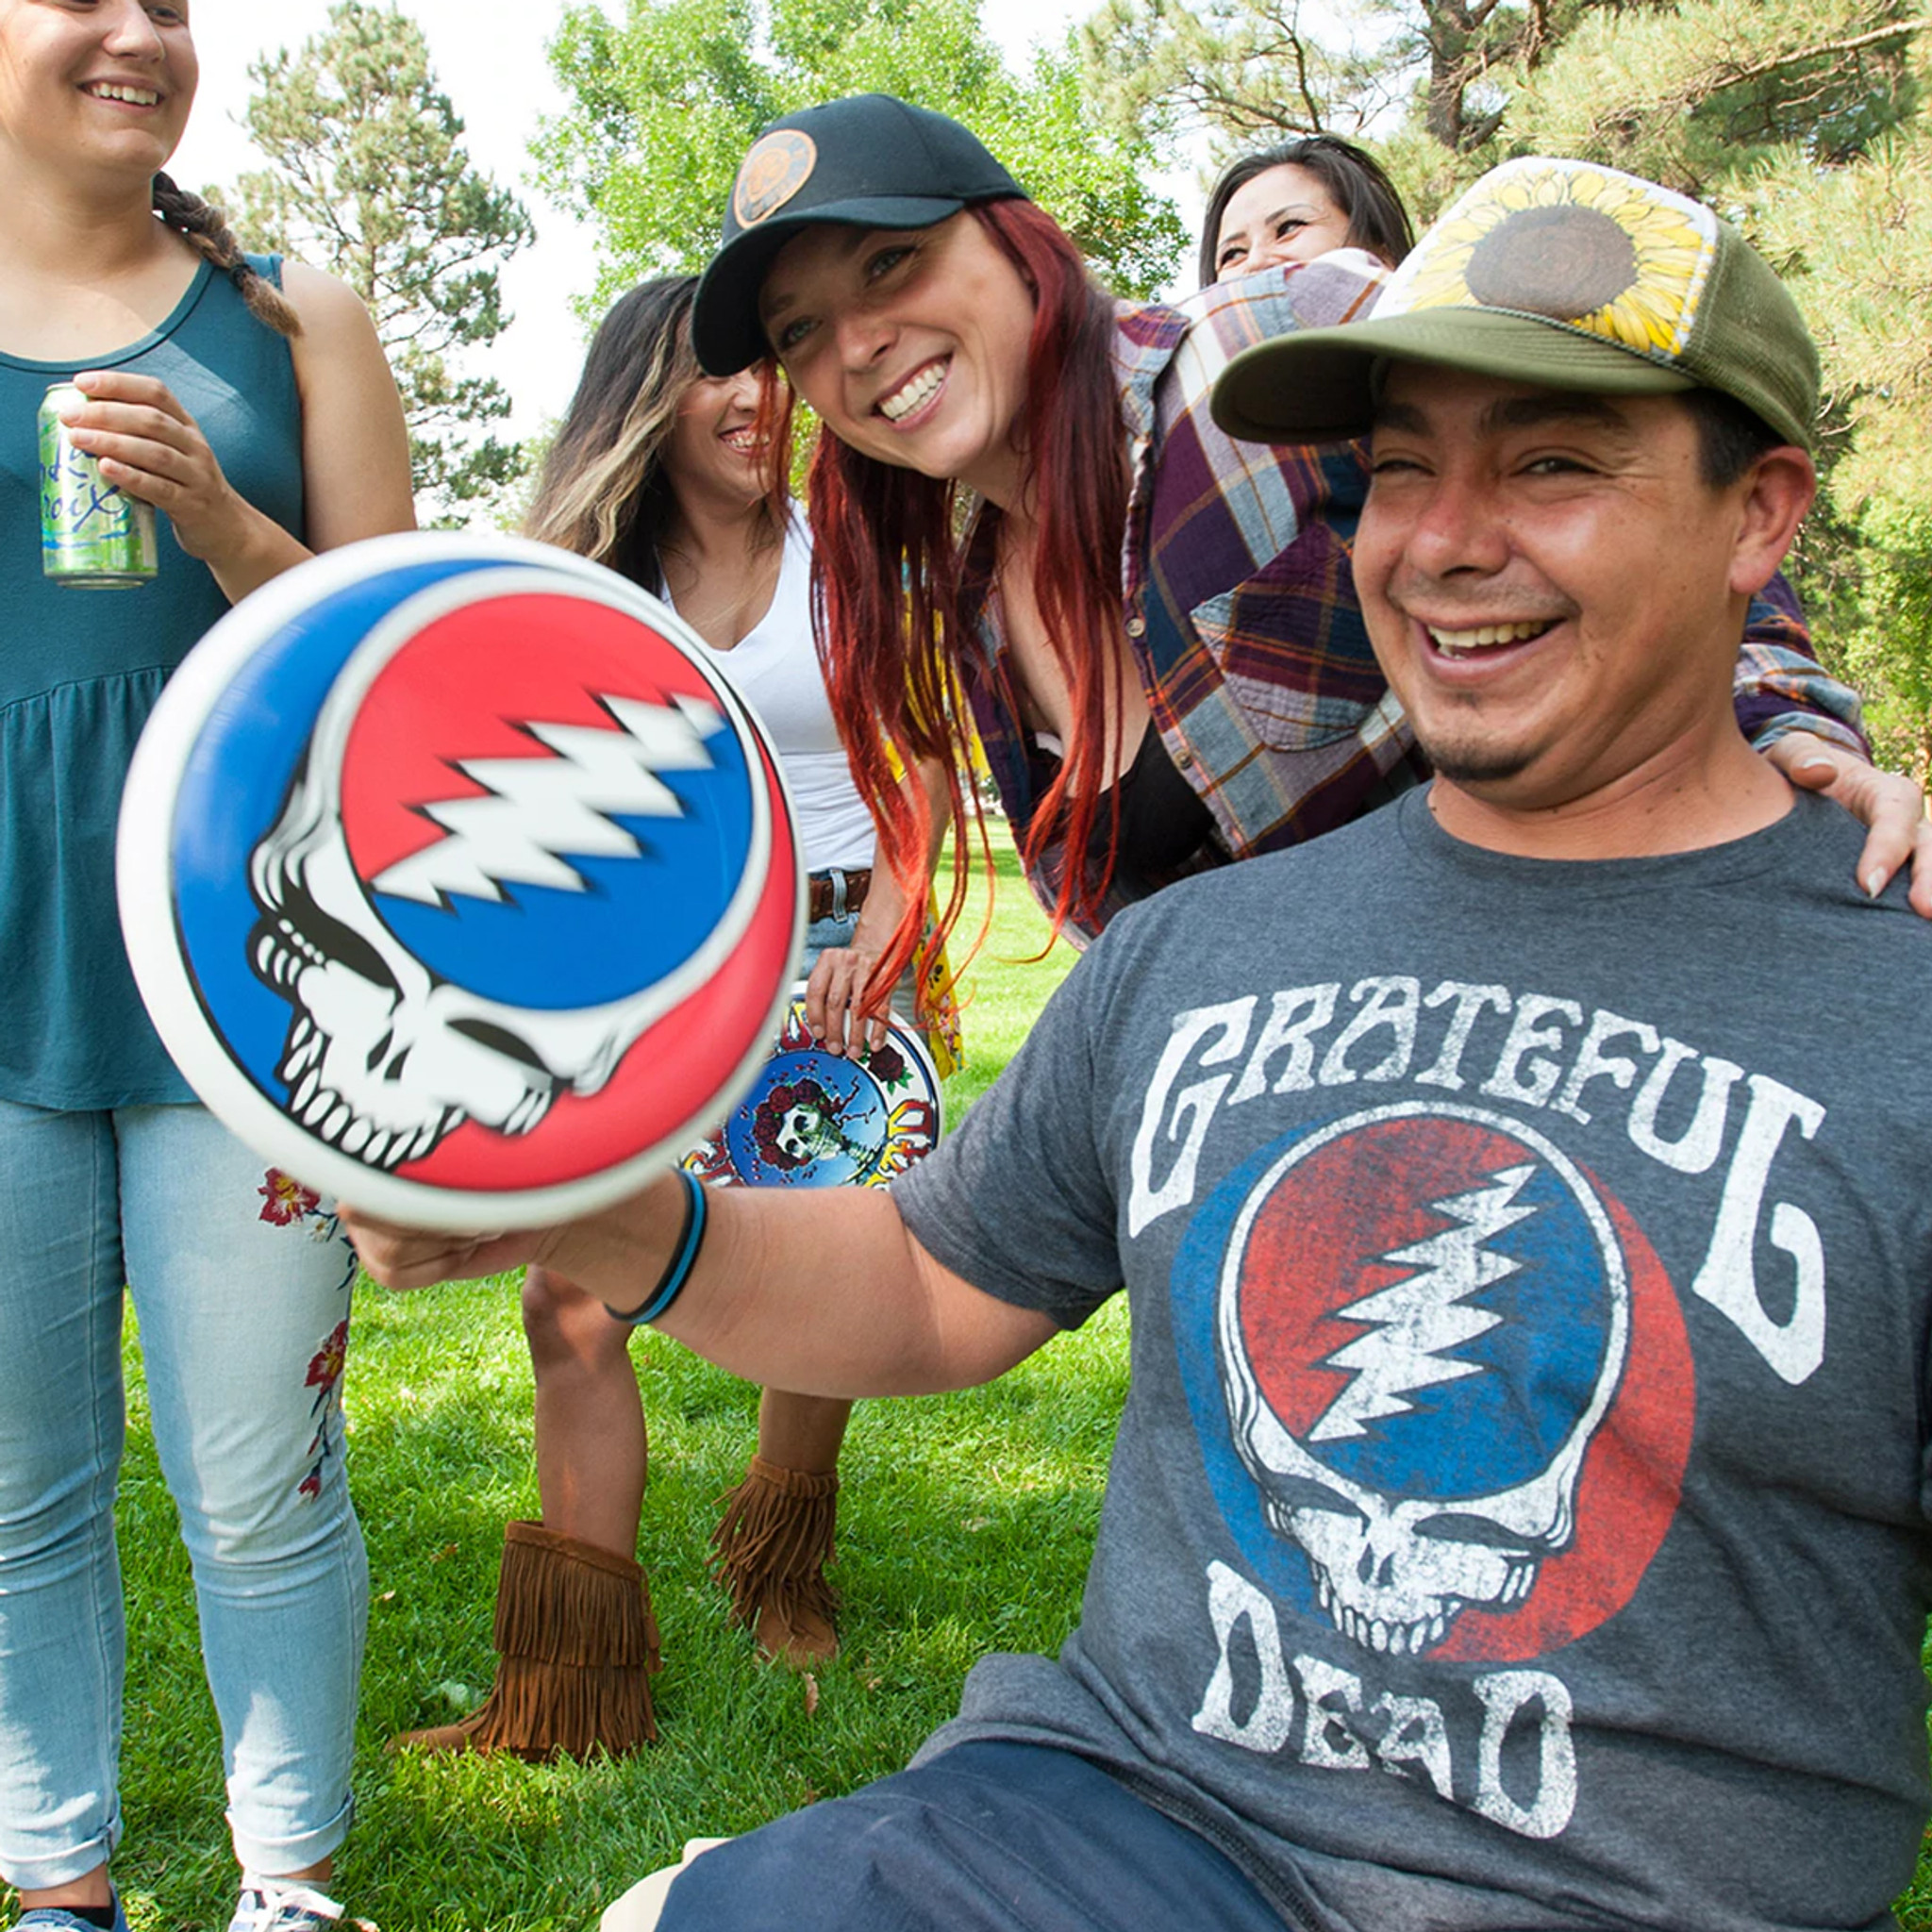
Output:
[0, 1099, 369, 1890]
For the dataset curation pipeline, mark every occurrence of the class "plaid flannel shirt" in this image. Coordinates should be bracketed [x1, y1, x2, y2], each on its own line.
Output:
[963, 253, 1868, 940]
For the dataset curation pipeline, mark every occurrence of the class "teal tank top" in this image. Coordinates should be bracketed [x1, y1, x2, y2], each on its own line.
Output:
[0, 255, 306, 1108]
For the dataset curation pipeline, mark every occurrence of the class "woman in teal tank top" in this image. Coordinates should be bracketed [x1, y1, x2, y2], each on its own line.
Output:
[0, 7, 414, 1932]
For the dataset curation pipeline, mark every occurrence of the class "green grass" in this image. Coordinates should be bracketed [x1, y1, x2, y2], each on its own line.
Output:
[40, 834, 1932, 1929]
[92, 832, 1097, 1932]
[927, 824, 1077, 1112]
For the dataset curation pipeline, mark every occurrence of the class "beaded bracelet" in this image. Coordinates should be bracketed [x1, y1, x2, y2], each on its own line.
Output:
[607, 1168, 708, 1326]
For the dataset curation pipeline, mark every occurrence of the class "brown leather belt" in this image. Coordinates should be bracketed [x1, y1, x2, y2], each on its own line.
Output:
[808, 868, 872, 922]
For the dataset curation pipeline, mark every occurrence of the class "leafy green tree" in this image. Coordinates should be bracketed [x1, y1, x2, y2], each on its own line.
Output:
[1829, 500, 1932, 783]
[1757, 88, 1932, 782]
[535, 0, 1186, 304]
[1501, 0, 1922, 190]
[221, 0, 537, 523]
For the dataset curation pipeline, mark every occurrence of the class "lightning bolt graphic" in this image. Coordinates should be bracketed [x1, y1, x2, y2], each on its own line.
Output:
[1309, 1163, 1539, 1444]
[371, 693, 724, 907]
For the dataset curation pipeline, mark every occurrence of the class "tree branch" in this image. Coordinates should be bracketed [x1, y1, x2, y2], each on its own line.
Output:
[1708, 15, 1927, 91]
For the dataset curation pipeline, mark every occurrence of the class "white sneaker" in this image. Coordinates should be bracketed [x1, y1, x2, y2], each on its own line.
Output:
[226, 1884, 375, 1932]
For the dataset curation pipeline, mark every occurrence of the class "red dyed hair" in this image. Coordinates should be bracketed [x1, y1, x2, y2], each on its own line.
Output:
[807, 197, 1128, 1002]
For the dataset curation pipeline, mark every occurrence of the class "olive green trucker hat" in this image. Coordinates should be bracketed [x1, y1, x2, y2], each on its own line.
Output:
[1211, 156, 1819, 451]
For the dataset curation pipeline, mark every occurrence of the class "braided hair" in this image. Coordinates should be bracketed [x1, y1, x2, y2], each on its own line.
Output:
[151, 173, 302, 338]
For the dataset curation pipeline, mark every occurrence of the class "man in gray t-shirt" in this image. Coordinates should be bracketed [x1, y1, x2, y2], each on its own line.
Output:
[348, 158, 1932, 1931]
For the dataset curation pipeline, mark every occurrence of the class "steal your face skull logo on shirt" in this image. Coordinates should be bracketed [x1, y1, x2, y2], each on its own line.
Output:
[1173, 1100, 1694, 1666]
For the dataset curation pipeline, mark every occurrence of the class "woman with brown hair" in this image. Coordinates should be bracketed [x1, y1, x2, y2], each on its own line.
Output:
[394, 274, 948, 1763]
[0, 3, 413, 1929]
[1199, 133, 1414, 286]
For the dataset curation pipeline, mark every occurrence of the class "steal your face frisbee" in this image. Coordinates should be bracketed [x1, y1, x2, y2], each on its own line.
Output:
[683, 993, 943, 1189]
[117, 530, 804, 1230]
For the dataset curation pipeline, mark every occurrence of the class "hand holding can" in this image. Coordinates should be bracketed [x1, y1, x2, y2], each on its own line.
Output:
[38, 380, 158, 589]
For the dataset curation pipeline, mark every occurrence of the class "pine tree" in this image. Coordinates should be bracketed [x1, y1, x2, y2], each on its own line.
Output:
[222, 1, 537, 524]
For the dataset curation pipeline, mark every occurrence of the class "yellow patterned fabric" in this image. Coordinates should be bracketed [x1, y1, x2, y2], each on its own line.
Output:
[917, 932, 963, 1081]
[880, 731, 965, 1080]
[1389, 159, 1719, 362]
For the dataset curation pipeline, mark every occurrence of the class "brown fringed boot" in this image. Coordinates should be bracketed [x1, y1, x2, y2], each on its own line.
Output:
[392, 1520, 661, 1758]
[709, 1457, 841, 1666]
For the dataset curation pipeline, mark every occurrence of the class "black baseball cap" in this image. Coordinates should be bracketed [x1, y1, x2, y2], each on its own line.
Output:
[691, 93, 1026, 375]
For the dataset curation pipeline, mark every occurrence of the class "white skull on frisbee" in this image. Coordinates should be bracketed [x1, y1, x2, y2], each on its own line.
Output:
[118, 532, 804, 1227]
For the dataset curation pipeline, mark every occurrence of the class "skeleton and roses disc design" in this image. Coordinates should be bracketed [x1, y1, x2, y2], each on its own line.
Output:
[682, 994, 942, 1189]
[117, 531, 804, 1228]
[1172, 1102, 1693, 1664]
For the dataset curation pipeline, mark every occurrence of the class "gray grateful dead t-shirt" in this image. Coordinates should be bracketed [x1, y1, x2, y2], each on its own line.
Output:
[895, 790, 1932, 1932]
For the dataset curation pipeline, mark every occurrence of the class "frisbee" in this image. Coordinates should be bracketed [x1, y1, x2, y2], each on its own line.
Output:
[117, 530, 804, 1230]
[682, 993, 943, 1189]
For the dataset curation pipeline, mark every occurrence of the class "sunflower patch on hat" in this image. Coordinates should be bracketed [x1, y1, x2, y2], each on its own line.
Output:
[1210, 156, 1820, 453]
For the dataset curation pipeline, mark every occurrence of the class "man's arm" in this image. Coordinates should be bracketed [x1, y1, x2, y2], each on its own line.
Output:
[341, 1177, 1061, 1399]
[353, 899, 1126, 1396]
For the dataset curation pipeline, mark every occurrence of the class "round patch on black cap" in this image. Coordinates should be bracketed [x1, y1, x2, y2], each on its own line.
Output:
[1464, 205, 1640, 323]
[734, 130, 818, 229]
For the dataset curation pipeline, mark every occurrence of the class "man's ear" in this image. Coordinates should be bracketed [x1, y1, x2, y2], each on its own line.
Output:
[1729, 446, 1818, 597]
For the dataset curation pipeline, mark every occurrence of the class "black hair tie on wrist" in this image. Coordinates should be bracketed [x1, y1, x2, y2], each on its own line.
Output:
[607, 1169, 708, 1326]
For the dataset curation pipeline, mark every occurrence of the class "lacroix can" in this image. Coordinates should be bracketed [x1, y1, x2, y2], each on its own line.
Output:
[39, 382, 158, 588]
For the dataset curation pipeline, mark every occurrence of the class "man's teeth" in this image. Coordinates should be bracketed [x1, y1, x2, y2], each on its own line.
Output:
[1428, 619, 1550, 656]
[879, 362, 944, 423]
[88, 83, 159, 105]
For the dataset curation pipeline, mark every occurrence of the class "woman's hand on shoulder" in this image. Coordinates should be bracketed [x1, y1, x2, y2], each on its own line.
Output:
[280, 260, 415, 554]
[1766, 729, 1932, 916]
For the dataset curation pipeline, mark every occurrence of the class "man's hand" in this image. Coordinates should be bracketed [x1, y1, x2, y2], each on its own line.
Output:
[339, 1209, 552, 1293]
[1766, 730, 1932, 917]
[341, 1172, 691, 1311]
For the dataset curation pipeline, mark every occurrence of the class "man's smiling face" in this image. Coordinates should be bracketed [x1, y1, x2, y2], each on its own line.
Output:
[1354, 367, 1764, 816]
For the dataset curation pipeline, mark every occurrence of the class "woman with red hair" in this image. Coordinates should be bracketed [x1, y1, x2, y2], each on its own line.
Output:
[690, 94, 1918, 995]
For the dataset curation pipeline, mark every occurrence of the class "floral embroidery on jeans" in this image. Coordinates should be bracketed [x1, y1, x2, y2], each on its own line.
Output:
[297, 1317, 351, 1503]
[258, 1169, 322, 1225]
[259, 1170, 353, 1249]
[262, 1167, 358, 1500]
[307, 1319, 349, 1396]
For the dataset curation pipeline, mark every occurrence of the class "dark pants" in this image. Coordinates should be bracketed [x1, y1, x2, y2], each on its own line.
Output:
[657, 1740, 1290, 1931]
